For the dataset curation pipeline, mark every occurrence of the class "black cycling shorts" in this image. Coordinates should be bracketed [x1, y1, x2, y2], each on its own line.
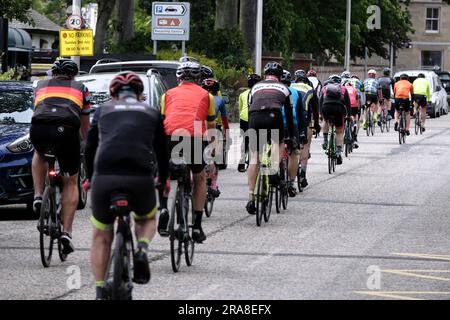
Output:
[168, 137, 207, 175]
[322, 103, 346, 128]
[365, 93, 378, 105]
[248, 110, 284, 153]
[381, 89, 391, 100]
[413, 94, 428, 108]
[350, 107, 361, 118]
[30, 123, 80, 176]
[90, 175, 157, 230]
[395, 99, 412, 112]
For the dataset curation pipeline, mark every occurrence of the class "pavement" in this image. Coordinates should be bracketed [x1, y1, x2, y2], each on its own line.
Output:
[1, 115, 450, 300]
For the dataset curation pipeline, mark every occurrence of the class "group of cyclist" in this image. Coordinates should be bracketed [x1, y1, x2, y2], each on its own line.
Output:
[29, 56, 432, 299]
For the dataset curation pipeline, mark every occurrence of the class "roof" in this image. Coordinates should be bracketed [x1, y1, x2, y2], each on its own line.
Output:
[10, 10, 60, 33]
[89, 60, 180, 74]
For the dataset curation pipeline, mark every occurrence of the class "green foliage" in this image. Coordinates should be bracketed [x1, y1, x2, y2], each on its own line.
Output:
[0, 0, 32, 22]
[0, 70, 16, 80]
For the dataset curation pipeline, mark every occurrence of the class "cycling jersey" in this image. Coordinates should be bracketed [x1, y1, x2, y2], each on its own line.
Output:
[394, 80, 414, 99]
[363, 78, 380, 95]
[378, 76, 395, 91]
[413, 78, 431, 101]
[238, 89, 250, 122]
[33, 78, 91, 127]
[292, 82, 317, 128]
[214, 95, 228, 119]
[281, 87, 300, 128]
[348, 78, 364, 98]
[345, 85, 359, 108]
[85, 99, 169, 181]
[161, 82, 216, 138]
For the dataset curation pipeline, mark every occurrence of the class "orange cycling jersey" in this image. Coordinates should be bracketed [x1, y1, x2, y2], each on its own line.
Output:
[161, 82, 216, 138]
[394, 80, 414, 99]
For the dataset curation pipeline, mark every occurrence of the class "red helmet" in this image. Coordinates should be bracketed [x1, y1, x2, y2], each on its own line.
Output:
[109, 72, 144, 97]
[307, 70, 317, 77]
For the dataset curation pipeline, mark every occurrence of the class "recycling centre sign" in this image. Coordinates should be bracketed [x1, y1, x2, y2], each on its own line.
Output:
[59, 29, 94, 57]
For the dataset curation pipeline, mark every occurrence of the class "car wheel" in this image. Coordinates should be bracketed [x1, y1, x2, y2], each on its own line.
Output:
[77, 159, 87, 210]
[430, 105, 436, 118]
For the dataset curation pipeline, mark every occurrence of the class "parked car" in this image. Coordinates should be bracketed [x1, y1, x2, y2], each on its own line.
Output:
[76, 69, 167, 112]
[0, 82, 35, 212]
[435, 70, 450, 104]
[89, 60, 180, 89]
[394, 70, 449, 118]
[0, 81, 89, 214]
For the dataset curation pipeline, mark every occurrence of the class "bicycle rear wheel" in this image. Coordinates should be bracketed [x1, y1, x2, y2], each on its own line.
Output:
[184, 196, 195, 267]
[266, 187, 274, 222]
[39, 187, 55, 268]
[415, 112, 420, 135]
[366, 110, 370, 137]
[380, 112, 385, 133]
[255, 172, 268, 226]
[170, 187, 183, 272]
[111, 233, 132, 300]
[204, 194, 214, 218]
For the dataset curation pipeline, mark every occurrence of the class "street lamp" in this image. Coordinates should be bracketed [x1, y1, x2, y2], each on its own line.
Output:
[255, 0, 263, 75]
[344, 0, 351, 71]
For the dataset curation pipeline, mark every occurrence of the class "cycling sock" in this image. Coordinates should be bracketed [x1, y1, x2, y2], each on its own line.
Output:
[137, 238, 150, 252]
[249, 191, 254, 201]
[323, 133, 328, 143]
[194, 211, 203, 228]
[301, 164, 307, 173]
[95, 281, 105, 288]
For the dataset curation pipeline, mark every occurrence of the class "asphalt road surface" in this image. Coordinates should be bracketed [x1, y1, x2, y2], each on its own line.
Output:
[1, 116, 450, 300]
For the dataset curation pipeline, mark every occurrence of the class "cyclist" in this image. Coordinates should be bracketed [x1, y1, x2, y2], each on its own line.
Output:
[295, 69, 314, 88]
[394, 74, 414, 135]
[238, 74, 262, 173]
[84, 72, 169, 300]
[378, 67, 395, 126]
[362, 69, 381, 131]
[158, 62, 216, 243]
[307, 69, 323, 97]
[320, 75, 351, 165]
[281, 70, 306, 197]
[246, 62, 295, 214]
[412, 73, 431, 133]
[341, 71, 351, 84]
[202, 78, 230, 198]
[30, 58, 90, 256]
[292, 70, 321, 189]
[343, 80, 360, 149]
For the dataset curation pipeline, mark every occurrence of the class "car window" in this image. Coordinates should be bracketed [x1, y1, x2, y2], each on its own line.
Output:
[153, 68, 178, 89]
[439, 73, 450, 81]
[151, 75, 165, 110]
[0, 90, 34, 124]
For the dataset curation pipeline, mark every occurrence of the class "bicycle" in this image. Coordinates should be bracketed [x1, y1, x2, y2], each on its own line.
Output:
[326, 124, 337, 174]
[414, 102, 423, 136]
[364, 101, 375, 136]
[276, 146, 290, 213]
[204, 165, 215, 218]
[103, 192, 136, 300]
[378, 100, 391, 133]
[398, 103, 408, 145]
[167, 159, 195, 272]
[37, 148, 68, 268]
[344, 117, 354, 158]
[254, 142, 275, 227]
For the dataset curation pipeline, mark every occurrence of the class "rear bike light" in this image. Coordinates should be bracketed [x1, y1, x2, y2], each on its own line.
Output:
[116, 200, 129, 207]
[49, 170, 57, 177]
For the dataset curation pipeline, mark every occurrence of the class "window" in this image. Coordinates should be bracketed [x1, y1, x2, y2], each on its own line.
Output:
[421, 51, 442, 69]
[426, 8, 439, 32]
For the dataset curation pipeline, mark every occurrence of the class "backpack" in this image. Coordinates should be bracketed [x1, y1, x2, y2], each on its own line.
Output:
[325, 83, 343, 99]
[345, 85, 358, 107]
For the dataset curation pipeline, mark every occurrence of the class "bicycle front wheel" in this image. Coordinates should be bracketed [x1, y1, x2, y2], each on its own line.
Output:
[39, 187, 55, 268]
[255, 172, 267, 227]
[170, 186, 183, 273]
[185, 195, 195, 267]
[204, 194, 214, 218]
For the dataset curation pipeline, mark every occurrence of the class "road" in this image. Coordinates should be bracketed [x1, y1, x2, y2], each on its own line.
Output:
[1, 116, 450, 300]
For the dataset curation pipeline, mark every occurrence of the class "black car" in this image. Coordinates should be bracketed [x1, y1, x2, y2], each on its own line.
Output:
[436, 71, 450, 103]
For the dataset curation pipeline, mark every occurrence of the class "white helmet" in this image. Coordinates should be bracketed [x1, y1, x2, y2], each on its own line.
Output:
[368, 69, 377, 76]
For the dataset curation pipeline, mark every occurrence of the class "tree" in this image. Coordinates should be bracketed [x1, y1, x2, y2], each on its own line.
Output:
[94, 0, 116, 54]
[114, 0, 135, 45]
[239, 0, 257, 63]
[215, 0, 238, 29]
[0, 0, 33, 22]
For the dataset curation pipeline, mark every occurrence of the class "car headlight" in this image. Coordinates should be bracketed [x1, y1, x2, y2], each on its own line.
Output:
[7, 134, 34, 153]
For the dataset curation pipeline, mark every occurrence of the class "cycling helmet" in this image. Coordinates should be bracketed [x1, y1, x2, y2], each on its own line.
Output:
[109, 71, 144, 97]
[400, 74, 409, 80]
[294, 70, 307, 79]
[202, 78, 220, 94]
[281, 70, 292, 85]
[341, 71, 351, 79]
[368, 69, 377, 77]
[264, 61, 283, 78]
[179, 56, 199, 63]
[51, 58, 78, 77]
[201, 66, 214, 80]
[383, 67, 391, 76]
[176, 62, 202, 81]
[307, 69, 318, 78]
[247, 73, 262, 88]
[417, 73, 425, 79]
[328, 75, 342, 84]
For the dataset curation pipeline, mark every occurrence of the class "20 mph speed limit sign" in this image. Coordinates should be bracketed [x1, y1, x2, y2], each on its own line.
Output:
[66, 14, 83, 30]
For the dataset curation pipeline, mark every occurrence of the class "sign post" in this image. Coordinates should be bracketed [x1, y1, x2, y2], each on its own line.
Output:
[151, 2, 190, 56]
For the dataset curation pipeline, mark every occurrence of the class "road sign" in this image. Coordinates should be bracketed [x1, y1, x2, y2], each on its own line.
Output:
[66, 14, 83, 30]
[152, 2, 190, 41]
[59, 29, 94, 57]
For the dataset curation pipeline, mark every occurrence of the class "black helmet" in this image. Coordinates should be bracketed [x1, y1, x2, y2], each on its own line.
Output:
[201, 66, 214, 80]
[280, 70, 292, 85]
[247, 73, 262, 88]
[51, 58, 78, 77]
[400, 74, 409, 80]
[418, 73, 426, 78]
[176, 62, 202, 81]
[264, 61, 283, 78]
[328, 75, 342, 84]
[383, 67, 391, 76]
[295, 69, 308, 82]
[201, 78, 220, 94]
